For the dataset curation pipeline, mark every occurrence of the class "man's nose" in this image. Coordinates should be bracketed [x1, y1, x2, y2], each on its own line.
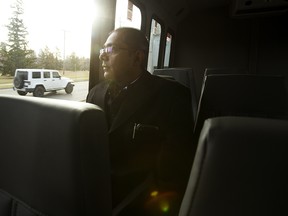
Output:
[99, 52, 108, 61]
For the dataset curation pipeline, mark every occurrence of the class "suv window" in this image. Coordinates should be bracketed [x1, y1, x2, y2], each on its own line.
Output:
[44, 72, 51, 78]
[53, 72, 60, 78]
[32, 72, 41, 79]
[16, 71, 28, 80]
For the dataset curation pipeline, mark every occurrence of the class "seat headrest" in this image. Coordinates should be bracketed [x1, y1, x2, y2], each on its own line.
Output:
[180, 116, 288, 216]
[0, 95, 112, 215]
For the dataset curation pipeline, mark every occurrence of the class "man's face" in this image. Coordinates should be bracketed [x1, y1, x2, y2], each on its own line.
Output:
[99, 31, 135, 83]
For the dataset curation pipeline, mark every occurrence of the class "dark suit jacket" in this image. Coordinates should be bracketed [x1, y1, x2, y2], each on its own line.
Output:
[87, 71, 194, 212]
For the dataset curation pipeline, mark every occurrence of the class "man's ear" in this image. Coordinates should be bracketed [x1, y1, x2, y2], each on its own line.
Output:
[133, 50, 146, 66]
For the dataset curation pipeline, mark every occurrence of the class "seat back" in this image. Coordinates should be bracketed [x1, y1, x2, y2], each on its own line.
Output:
[204, 67, 248, 76]
[153, 68, 198, 121]
[0, 95, 112, 216]
[179, 116, 288, 216]
[193, 74, 287, 144]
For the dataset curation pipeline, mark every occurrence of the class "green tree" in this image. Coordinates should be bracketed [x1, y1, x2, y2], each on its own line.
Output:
[64, 54, 90, 71]
[37, 46, 62, 70]
[0, 0, 35, 75]
[65, 52, 81, 71]
[0, 42, 9, 75]
[54, 48, 63, 70]
[78, 57, 90, 71]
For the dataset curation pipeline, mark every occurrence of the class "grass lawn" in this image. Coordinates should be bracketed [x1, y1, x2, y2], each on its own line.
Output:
[0, 76, 13, 84]
[59, 70, 89, 81]
[0, 70, 89, 89]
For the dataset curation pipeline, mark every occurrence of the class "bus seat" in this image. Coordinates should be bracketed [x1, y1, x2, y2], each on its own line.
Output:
[153, 68, 198, 122]
[0, 95, 112, 216]
[204, 67, 248, 76]
[193, 74, 287, 146]
[154, 74, 175, 81]
[179, 116, 288, 216]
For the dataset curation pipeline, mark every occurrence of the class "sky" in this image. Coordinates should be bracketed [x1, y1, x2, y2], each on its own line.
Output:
[0, 0, 95, 58]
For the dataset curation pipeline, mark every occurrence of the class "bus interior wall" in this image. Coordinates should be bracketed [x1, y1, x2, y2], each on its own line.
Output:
[173, 6, 288, 100]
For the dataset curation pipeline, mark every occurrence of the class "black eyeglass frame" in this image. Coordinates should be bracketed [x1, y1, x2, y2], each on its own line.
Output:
[99, 45, 133, 55]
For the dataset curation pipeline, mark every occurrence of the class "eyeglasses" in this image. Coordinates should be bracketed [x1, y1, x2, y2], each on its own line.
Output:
[100, 45, 131, 55]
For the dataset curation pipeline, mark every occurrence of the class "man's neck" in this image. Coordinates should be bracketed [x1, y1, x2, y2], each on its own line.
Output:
[114, 70, 144, 88]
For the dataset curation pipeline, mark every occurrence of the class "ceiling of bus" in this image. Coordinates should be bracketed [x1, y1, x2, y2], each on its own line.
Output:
[155, 0, 230, 22]
[189, 0, 230, 9]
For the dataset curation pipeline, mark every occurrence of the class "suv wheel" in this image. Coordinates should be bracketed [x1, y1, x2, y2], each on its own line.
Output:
[14, 77, 24, 88]
[65, 83, 74, 94]
[33, 86, 45, 97]
[17, 90, 27, 96]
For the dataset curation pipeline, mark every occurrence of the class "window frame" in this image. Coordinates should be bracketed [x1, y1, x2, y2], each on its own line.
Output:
[163, 28, 175, 68]
[147, 15, 165, 72]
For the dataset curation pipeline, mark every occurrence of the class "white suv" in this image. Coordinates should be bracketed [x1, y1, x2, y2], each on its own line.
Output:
[13, 69, 74, 97]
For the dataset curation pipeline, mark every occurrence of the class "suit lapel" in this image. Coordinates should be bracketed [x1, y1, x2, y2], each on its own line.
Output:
[108, 72, 155, 133]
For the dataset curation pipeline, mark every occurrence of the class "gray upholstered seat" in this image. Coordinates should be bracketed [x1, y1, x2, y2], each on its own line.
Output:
[153, 68, 198, 122]
[179, 116, 288, 216]
[0, 95, 112, 216]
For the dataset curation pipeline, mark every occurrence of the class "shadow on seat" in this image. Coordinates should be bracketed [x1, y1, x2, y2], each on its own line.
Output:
[193, 74, 288, 147]
[179, 116, 288, 216]
[0, 95, 112, 216]
[153, 68, 198, 122]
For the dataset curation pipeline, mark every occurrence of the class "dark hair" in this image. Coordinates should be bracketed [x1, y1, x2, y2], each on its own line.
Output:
[110, 27, 149, 52]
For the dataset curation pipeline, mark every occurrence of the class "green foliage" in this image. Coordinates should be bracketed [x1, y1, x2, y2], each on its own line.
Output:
[65, 52, 90, 71]
[37, 46, 63, 70]
[0, 0, 35, 76]
[0, 42, 9, 75]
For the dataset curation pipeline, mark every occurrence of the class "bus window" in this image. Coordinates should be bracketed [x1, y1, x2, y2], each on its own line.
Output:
[147, 19, 162, 73]
[164, 33, 172, 68]
[0, 0, 92, 101]
[115, 0, 142, 29]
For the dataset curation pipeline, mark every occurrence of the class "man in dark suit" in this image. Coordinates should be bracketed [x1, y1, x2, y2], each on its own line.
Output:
[87, 27, 194, 215]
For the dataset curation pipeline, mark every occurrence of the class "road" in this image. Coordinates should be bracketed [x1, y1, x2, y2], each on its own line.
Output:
[0, 81, 89, 102]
